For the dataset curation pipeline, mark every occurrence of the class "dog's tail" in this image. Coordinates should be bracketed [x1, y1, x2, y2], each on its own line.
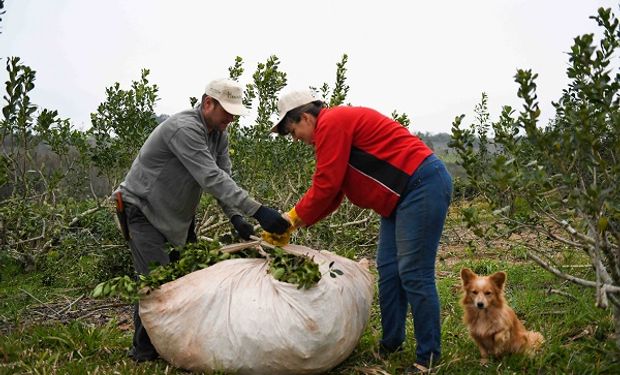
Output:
[524, 331, 544, 356]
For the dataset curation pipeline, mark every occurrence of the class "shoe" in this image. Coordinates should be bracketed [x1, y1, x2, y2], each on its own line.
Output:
[377, 343, 403, 360]
[403, 363, 430, 374]
[128, 347, 159, 362]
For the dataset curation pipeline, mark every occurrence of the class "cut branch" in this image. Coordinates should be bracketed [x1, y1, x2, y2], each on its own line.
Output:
[329, 217, 370, 228]
[68, 203, 106, 228]
[527, 251, 620, 293]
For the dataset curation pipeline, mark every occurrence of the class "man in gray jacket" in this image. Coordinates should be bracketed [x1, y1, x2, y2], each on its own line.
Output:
[116, 78, 290, 362]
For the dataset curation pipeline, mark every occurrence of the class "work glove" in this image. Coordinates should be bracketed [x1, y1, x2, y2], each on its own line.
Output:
[262, 225, 295, 246]
[283, 207, 304, 228]
[230, 215, 255, 240]
[261, 208, 304, 246]
[252, 205, 291, 234]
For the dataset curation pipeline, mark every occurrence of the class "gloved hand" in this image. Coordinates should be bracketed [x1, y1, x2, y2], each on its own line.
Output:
[283, 207, 305, 228]
[262, 225, 295, 246]
[230, 215, 255, 240]
[261, 208, 304, 246]
[252, 206, 291, 234]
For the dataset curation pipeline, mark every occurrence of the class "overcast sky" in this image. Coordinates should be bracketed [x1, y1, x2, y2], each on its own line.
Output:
[1, 0, 618, 134]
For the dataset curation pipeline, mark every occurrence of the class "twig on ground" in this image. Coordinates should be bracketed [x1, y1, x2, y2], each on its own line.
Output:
[57, 294, 85, 315]
[329, 217, 370, 228]
[539, 310, 568, 315]
[77, 303, 128, 320]
[30, 309, 50, 317]
[19, 288, 60, 315]
[566, 326, 594, 342]
[547, 288, 578, 300]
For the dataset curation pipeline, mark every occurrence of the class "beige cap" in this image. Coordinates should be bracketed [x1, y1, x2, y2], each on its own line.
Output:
[205, 78, 249, 116]
[271, 90, 319, 133]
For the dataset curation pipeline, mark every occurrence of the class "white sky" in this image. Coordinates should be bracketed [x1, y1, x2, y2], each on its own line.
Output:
[1, 0, 617, 134]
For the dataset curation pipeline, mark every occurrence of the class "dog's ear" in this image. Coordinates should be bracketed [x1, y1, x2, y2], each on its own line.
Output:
[490, 271, 507, 289]
[460, 268, 476, 285]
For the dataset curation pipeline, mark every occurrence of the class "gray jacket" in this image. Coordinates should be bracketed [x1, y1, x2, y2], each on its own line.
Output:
[117, 108, 260, 246]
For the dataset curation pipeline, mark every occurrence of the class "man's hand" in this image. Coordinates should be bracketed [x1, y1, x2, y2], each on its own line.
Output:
[230, 215, 255, 240]
[252, 206, 291, 234]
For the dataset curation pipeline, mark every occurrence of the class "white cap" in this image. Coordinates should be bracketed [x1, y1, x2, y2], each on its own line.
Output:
[204, 78, 249, 116]
[271, 90, 319, 133]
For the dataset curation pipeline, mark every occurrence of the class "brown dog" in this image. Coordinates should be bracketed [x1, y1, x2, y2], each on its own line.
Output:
[460, 268, 544, 364]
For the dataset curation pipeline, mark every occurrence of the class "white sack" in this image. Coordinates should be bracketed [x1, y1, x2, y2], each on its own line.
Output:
[139, 244, 375, 374]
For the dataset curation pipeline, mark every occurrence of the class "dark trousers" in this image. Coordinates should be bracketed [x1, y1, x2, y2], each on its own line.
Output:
[125, 203, 196, 358]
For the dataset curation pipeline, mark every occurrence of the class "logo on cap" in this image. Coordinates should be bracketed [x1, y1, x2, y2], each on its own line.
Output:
[205, 79, 248, 116]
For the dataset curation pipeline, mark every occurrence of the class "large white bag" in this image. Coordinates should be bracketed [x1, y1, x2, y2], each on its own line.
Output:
[139, 243, 374, 374]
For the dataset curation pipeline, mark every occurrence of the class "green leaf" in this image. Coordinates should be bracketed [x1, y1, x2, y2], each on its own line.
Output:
[598, 217, 608, 232]
[92, 283, 104, 298]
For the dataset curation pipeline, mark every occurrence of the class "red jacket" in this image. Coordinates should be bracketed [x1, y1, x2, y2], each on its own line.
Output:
[295, 106, 433, 226]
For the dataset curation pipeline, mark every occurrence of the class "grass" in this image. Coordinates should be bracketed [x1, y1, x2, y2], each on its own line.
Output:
[1, 211, 620, 374]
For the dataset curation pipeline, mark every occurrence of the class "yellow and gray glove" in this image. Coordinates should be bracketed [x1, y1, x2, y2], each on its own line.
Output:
[261, 208, 304, 246]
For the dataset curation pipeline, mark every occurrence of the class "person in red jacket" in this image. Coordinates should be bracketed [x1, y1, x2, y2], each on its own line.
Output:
[270, 90, 452, 373]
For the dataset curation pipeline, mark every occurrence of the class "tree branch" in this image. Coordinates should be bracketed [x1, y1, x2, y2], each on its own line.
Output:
[329, 217, 370, 228]
[68, 205, 104, 228]
[14, 220, 46, 246]
[558, 218, 596, 246]
[527, 250, 620, 294]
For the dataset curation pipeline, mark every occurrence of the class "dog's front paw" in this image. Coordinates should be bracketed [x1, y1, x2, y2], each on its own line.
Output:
[480, 357, 489, 366]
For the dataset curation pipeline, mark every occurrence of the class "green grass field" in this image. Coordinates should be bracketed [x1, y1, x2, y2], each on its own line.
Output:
[1, 205, 619, 375]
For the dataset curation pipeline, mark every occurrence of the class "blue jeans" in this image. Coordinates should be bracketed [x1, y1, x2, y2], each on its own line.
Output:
[376, 154, 452, 367]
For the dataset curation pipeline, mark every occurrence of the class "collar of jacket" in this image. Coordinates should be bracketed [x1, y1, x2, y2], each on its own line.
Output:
[195, 106, 220, 135]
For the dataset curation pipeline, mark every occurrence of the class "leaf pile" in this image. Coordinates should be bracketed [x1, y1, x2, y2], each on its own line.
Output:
[268, 247, 321, 290]
[92, 241, 329, 301]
